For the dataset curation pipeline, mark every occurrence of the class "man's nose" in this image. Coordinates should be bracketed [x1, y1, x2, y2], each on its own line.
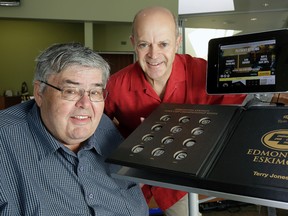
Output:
[148, 45, 159, 59]
[76, 91, 92, 107]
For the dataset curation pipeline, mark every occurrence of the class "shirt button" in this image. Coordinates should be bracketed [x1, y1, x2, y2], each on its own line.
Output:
[88, 193, 94, 199]
[79, 166, 84, 172]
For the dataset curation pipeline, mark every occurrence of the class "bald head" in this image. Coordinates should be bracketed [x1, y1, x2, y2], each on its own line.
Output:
[131, 7, 179, 38]
[129, 6, 182, 88]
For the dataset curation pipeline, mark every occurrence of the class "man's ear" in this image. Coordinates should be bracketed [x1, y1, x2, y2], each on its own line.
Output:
[129, 35, 136, 48]
[175, 35, 183, 52]
[33, 81, 43, 107]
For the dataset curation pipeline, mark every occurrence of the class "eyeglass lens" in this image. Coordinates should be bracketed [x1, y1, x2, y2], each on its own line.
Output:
[61, 87, 107, 102]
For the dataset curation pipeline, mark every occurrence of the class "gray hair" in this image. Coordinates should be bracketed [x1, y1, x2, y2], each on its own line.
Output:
[33, 42, 110, 92]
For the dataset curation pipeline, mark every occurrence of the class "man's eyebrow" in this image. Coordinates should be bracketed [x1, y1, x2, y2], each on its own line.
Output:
[95, 83, 104, 88]
[64, 80, 79, 85]
[137, 40, 149, 44]
[63, 80, 104, 87]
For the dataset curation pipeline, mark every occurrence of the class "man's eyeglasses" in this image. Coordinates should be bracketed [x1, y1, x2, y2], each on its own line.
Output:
[39, 80, 108, 102]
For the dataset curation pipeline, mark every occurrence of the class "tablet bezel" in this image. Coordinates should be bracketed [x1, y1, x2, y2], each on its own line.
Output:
[206, 29, 288, 94]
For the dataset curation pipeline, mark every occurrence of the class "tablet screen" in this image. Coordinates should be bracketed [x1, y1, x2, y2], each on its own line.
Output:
[207, 29, 288, 94]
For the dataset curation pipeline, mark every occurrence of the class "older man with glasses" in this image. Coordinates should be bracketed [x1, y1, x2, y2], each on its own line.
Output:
[0, 42, 148, 215]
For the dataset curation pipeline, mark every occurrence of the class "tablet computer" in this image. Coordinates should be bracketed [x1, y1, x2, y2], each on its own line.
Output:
[206, 29, 288, 94]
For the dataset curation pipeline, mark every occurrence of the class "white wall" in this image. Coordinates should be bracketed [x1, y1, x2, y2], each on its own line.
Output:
[0, 0, 178, 22]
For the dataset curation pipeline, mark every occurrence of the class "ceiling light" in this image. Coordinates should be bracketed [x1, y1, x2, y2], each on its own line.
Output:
[179, 0, 234, 15]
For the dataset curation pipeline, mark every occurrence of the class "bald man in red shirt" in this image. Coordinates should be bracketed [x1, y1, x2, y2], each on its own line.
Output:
[105, 6, 245, 216]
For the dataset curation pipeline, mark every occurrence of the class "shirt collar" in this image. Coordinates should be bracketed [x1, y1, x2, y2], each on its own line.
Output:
[129, 62, 147, 91]
[27, 103, 65, 160]
[88, 114, 124, 157]
[169, 54, 186, 83]
[27, 103, 102, 160]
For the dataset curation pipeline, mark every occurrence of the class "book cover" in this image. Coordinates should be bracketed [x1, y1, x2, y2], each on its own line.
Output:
[106, 103, 241, 178]
[208, 106, 288, 194]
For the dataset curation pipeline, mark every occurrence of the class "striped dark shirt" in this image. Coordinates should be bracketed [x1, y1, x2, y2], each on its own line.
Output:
[0, 100, 148, 216]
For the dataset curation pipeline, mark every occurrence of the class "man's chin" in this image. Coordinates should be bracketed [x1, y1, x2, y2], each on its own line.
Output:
[70, 128, 94, 140]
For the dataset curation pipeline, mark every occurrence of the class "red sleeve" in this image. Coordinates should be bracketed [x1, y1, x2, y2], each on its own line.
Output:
[151, 187, 187, 210]
[142, 185, 187, 210]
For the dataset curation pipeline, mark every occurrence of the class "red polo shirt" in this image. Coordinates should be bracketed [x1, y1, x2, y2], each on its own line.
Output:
[105, 54, 245, 210]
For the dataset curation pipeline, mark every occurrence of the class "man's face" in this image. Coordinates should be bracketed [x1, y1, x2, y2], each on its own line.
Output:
[34, 65, 104, 151]
[131, 12, 181, 82]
